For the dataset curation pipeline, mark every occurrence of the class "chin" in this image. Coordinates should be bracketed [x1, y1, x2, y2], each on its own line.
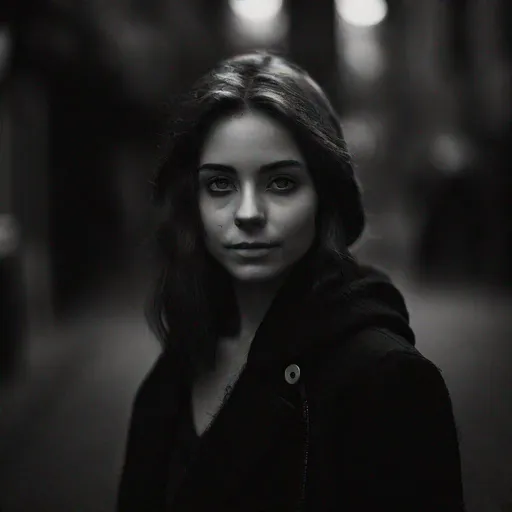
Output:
[228, 264, 286, 283]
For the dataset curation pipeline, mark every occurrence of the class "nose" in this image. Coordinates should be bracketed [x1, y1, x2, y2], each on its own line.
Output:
[234, 188, 266, 229]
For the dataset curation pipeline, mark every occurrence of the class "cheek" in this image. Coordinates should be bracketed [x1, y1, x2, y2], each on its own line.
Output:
[199, 199, 228, 241]
[276, 196, 317, 238]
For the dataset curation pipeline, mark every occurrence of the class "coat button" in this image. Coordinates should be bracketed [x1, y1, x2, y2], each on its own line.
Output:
[284, 364, 301, 384]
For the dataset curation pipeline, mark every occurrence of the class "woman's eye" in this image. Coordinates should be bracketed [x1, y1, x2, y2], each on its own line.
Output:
[204, 176, 296, 194]
[268, 177, 296, 192]
[207, 178, 234, 193]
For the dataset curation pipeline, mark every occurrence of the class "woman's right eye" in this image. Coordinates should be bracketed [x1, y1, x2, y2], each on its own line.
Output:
[207, 177, 235, 193]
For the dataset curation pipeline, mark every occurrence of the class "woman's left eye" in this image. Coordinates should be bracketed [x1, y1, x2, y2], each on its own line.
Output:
[268, 177, 297, 192]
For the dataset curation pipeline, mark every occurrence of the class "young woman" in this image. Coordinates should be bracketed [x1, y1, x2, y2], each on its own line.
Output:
[117, 51, 466, 511]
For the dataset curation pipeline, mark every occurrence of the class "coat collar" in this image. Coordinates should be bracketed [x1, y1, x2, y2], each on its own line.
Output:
[244, 251, 415, 368]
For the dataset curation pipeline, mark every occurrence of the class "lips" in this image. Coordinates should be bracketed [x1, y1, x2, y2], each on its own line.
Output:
[230, 247, 277, 260]
[227, 242, 280, 250]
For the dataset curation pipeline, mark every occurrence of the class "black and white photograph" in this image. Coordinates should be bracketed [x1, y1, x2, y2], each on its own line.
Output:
[0, 0, 511, 510]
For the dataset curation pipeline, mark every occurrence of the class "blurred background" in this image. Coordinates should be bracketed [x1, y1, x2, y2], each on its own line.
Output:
[0, 0, 511, 510]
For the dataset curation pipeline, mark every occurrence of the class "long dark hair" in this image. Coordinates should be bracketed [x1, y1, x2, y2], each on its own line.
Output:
[147, 51, 365, 379]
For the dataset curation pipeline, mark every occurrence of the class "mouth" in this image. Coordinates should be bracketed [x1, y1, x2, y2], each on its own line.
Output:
[226, 242, 280, 250]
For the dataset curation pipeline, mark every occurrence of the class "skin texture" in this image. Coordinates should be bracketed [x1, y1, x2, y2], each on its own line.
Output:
[198, 109, 318, 285]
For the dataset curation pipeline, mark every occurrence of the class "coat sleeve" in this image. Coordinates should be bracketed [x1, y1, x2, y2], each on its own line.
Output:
[339, 350, 466, 511]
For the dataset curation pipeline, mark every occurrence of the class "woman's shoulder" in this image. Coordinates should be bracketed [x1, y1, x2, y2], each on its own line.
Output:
[311, 327, 438, 395]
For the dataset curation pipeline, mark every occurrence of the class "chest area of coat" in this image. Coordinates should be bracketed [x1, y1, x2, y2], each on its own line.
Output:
[190, 348, 249, 437]
[175, 352, 346, 511]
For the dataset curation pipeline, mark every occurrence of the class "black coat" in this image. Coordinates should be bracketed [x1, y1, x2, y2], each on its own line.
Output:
[117, 260, 466, 511]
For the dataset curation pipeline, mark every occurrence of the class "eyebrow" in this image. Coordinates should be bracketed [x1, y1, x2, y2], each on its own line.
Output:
[197, 159, 304, 174]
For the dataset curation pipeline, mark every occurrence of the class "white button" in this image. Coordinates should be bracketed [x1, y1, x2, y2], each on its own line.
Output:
[284, 364, 301, 385]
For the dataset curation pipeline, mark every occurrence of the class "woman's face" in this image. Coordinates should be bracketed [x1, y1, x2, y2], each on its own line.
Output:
[198, 109, 317, 283]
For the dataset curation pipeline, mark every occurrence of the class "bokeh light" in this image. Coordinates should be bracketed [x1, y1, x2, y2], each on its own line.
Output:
[229, 0, 284, 23]
[336, 0, 388, 27]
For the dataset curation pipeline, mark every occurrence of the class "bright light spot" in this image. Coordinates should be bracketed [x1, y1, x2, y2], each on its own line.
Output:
[428, 133, 475, 173]
[338, 21, 385, 81]
[229, 13, 288, 47]
[336, 0, 388, 27]
[227, 0, 287, 47]
[229, 0, 284, 23]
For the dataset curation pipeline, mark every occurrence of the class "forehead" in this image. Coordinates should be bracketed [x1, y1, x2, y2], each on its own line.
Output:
[199, 110, 305, 169]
